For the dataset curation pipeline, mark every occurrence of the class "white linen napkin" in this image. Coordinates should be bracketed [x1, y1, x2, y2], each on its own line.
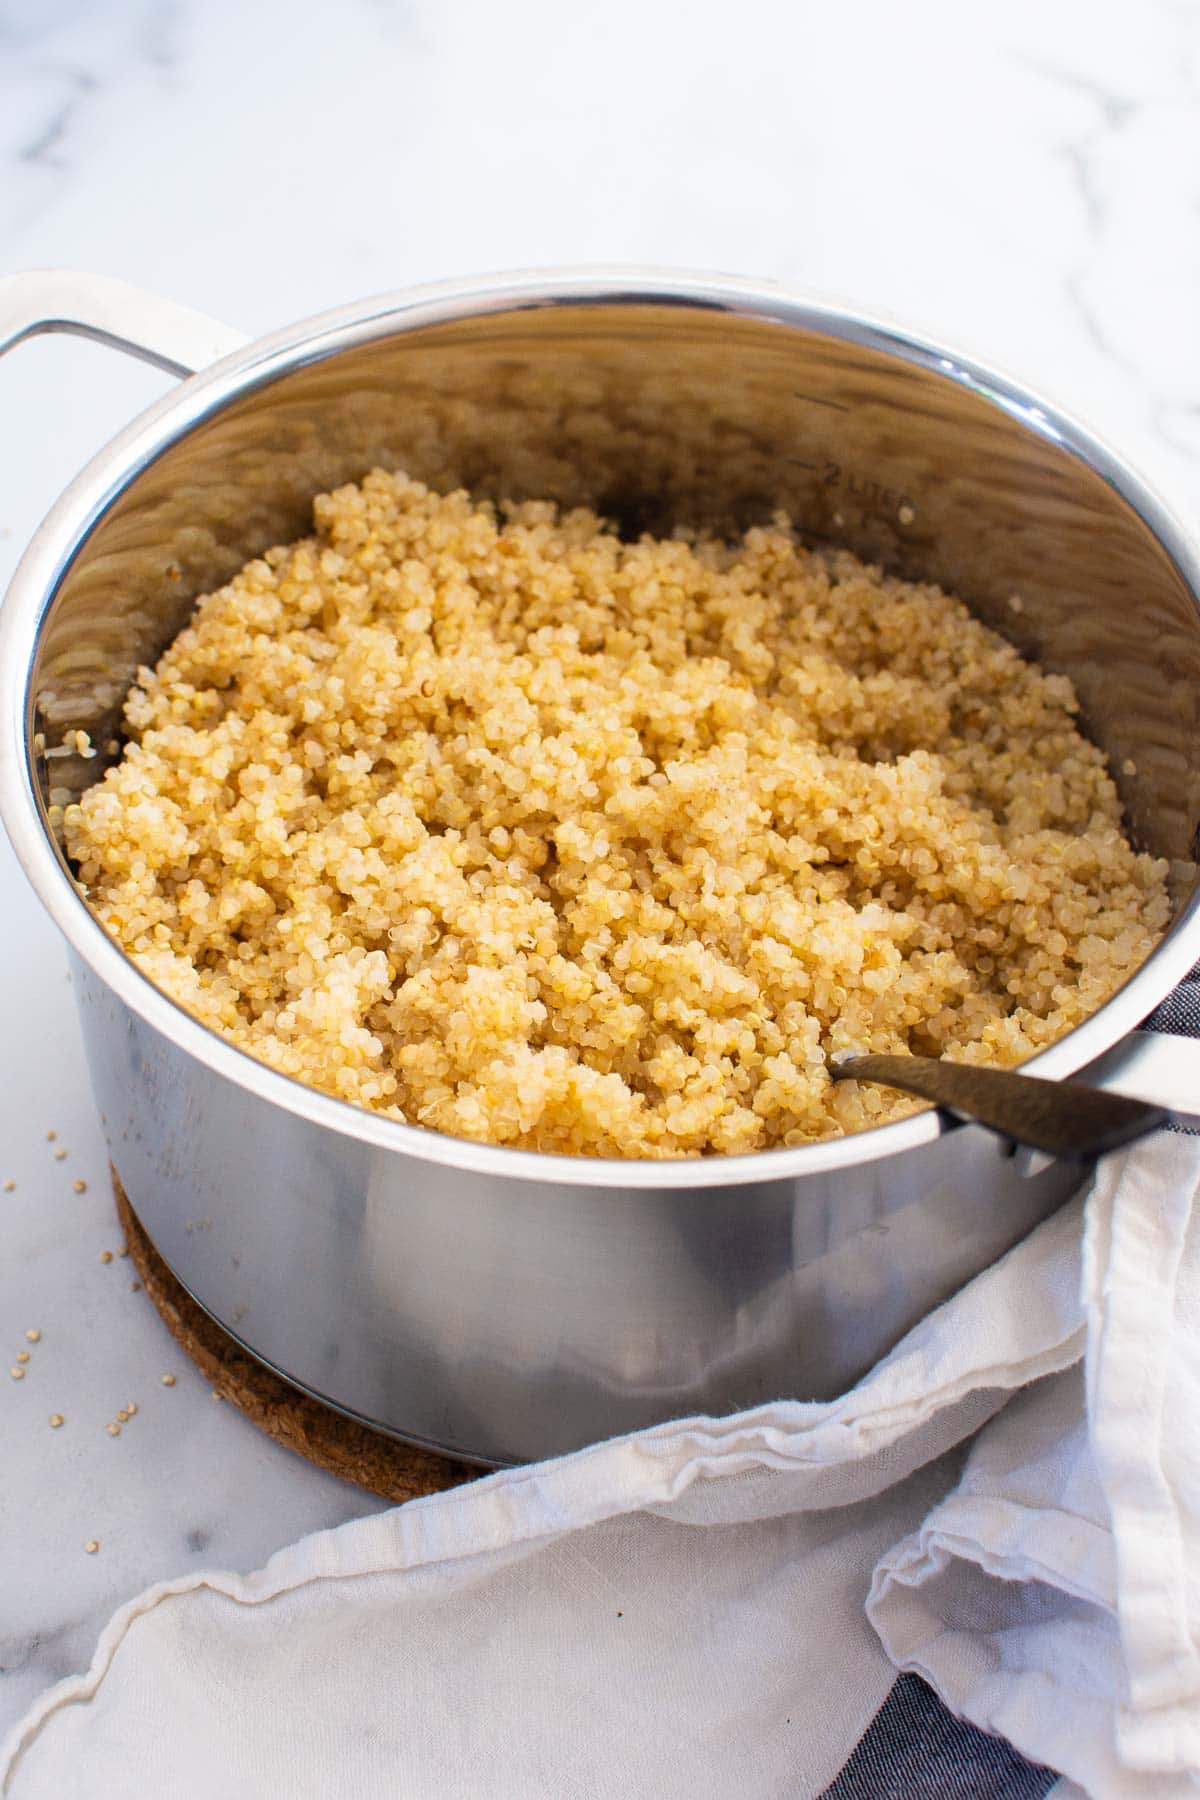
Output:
[3, 1137, 1198, 1800]
[870, 1134, 1200, 1796]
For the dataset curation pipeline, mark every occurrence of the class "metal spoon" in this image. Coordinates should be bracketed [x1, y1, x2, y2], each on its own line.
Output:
[828, 1050, 1172, 1160]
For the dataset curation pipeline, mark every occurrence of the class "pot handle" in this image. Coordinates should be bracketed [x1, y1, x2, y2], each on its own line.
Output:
[1083, 1027, 1200, 1123]
[0, 269, 248, 378]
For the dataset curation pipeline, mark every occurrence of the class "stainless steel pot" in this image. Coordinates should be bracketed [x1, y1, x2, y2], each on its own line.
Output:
[3, 268, 1200, 1467]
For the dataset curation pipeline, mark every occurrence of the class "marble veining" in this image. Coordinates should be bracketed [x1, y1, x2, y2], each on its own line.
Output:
[1, 0, 1198, 1744]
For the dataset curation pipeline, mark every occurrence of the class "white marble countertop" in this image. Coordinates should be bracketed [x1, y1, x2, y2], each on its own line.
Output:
[1, 0, 1197, 1747]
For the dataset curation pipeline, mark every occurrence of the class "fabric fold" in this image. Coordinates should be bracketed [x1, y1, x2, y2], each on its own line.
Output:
[870, 1136, 1200, 1797]
[1, 1194, 1087, 1798]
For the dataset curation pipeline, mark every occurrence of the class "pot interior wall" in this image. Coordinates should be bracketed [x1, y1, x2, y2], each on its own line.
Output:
[28, 299, 1200, 908]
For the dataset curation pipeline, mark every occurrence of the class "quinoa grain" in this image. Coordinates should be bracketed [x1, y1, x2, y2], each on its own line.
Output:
[67, 472, 1169, 1155]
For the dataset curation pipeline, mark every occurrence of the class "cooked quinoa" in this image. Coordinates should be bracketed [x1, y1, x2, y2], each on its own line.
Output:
[67, 471, 1169, 1157]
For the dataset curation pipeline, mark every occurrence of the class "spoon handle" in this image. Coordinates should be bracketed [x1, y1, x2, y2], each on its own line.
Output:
[829, 1053, 1170, 1160]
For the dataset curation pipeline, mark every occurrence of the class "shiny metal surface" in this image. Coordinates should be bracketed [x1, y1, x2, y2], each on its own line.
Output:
[2, 267, 1200, 1463]
[72, 954, 1086, 1465]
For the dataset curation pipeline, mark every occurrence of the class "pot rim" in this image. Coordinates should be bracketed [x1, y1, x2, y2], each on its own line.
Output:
[3, 265, 1199, 1189]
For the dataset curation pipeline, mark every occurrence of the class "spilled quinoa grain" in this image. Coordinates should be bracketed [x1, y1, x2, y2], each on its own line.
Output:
[66, 471, 1169, 1157]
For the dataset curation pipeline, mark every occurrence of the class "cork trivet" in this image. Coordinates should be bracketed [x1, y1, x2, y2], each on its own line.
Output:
[113, 1170, 470, 1503]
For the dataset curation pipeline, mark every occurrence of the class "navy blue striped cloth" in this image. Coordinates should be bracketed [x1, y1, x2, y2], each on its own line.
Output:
[822, 1674, 1057, 1797]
